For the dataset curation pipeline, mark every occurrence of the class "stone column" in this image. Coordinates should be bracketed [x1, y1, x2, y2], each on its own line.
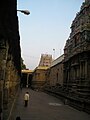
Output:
[0, 38, 9, 119]
[85, 60, 87, 78]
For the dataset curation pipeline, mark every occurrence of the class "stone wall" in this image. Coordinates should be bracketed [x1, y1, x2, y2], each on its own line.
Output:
[0, 0, 21, 119]
[32, 67, 48, 90]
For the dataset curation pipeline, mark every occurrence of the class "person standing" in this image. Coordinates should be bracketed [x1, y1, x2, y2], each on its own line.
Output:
[24, 92, 29, 107]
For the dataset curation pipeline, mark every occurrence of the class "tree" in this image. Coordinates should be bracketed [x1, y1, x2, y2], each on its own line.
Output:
[21, 57, 26, 70]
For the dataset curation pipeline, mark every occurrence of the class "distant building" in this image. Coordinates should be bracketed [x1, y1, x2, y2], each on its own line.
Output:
[30, 54, 52, 90]
[31, 66, 49, 90]
[46, 54, 64, 87]
[39, 54, 52, 67]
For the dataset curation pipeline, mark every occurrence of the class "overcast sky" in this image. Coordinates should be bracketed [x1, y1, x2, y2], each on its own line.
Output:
[17, 0, 84, 70]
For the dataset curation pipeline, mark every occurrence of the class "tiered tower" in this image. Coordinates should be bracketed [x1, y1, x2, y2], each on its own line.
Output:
[39, 54, 52, 67]
[64, 0, 90, 113]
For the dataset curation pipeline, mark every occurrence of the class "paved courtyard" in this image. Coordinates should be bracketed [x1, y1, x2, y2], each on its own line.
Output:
[10, 88, 90, 120]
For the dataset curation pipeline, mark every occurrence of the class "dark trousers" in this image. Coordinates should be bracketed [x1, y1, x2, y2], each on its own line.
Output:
[25, 100, 28, 107]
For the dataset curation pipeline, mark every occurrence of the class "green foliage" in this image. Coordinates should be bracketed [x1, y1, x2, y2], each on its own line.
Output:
[21, 57, 26, 70]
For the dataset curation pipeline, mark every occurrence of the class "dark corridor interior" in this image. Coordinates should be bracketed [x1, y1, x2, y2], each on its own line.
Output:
[21, 73, 32, 88]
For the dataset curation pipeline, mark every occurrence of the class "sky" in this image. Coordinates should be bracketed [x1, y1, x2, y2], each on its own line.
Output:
[17, 0, 84, 70]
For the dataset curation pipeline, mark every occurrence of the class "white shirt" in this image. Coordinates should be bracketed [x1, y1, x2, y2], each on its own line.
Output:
[24, 93, 29, 100]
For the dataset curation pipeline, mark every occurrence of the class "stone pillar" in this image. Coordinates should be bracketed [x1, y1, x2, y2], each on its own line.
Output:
[80, 62, 82, 80]
[85, 60, 87, 78]
[0, 38, 9, 119]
